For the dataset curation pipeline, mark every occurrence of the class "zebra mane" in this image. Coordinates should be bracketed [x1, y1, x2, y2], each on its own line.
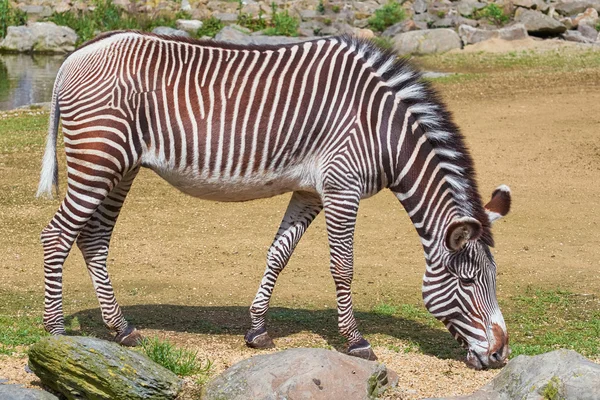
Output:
[336, 35, 493, 246]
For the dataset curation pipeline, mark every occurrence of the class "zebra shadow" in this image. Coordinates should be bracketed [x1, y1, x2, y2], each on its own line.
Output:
[66, 305, 464, 360]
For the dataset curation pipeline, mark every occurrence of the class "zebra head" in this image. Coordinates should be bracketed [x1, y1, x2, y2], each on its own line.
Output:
[422, 185, 512, 370]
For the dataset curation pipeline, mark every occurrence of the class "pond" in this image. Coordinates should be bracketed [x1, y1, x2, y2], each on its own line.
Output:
[0, 54, 63, 111]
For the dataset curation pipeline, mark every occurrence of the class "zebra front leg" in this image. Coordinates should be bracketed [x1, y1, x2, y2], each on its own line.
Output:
[322, 189, 377, 361]
[245, 191, 323, 349]
[76, 167, 141, 346]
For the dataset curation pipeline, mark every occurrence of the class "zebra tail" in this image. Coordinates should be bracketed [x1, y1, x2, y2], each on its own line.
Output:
[36, 81, 60, 199]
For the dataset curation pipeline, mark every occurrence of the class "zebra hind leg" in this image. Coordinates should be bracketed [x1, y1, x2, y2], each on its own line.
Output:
[76, 167, 141, 346]
[245, 191, 323, 349]
[322, 188, 377, 361]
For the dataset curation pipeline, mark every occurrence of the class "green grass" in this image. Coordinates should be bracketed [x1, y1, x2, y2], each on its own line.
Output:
[197, 17, 224, 38]
[0, 316, 47, 356]
[140, 336, 212, 377]
[0, 0, 27, 39]
[263, 2, 299, 37]
[368, 1, 406, 32]
[472, 4, 509, 26]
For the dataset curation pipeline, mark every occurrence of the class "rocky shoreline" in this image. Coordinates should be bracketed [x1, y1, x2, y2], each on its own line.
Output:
[1, 0, 599, 55]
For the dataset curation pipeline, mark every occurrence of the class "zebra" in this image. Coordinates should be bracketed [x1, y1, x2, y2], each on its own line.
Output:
[36, 31, 512, 369]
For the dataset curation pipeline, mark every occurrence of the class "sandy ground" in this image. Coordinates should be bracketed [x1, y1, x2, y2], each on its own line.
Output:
[1, 48, 599, 399]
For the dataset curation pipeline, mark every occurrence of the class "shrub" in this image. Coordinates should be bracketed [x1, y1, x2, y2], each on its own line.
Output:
[0, 0, 28, 39]
[236, 0, 267, 32]
[317, 0, 325, 14]
[263, 2, 299, 37]
[473, 4, 509, 26]
[140, 337, 212, 377]
[197, 16, 224, 38]
[368, 1, 406, 32]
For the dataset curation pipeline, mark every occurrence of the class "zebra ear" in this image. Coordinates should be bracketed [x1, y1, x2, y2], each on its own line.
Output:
[445, 217, 483, 251]
[485, 185, 511, 224]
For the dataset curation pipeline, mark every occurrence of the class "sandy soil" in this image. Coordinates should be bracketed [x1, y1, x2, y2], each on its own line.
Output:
[1, 52, 599, 399]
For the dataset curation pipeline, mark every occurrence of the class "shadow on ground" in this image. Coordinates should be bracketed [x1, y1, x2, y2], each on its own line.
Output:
[67, 305, 463, 360]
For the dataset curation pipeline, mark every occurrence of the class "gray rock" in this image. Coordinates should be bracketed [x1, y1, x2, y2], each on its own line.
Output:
[433, 349, 600, 400]
[212, 12, 239, 22]
[214, 26, 312, 45]
[555, 0, 600, 15]
[512, 0, 549, 11]
[459, 23, 529, 44]
[0, 26, 35, 52]
[515, 9, 567, 35]
[175, 19, 203, 33]
[414, 0, 429, 14]
[392, 28, 462, 55]
[573, 7, 599, 27]
[0, 23, 78, 53]
[28, 336, 183, 400]
[382, 20, 421, 37]
[152, 26, 191, 38]
[0, 383, 58, 400]
[578, 22, 599, 38]
[563, 29, 596, 42]
[455, 0, 488, 17]
[204, 348, 398, 400]
[181, 0, 191, 11]
[17, 5, 53, 19]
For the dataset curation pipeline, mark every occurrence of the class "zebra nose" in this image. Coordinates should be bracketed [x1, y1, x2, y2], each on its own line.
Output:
[490, 349, 503, 363]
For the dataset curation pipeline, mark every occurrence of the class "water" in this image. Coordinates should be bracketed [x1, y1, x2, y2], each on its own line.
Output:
[0, 54, 64, 111]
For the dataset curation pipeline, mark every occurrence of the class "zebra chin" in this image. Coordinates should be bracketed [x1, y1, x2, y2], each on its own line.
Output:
[445, 321, 509, 370]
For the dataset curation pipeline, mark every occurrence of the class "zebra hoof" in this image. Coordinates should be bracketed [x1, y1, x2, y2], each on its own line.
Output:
[348, 339, 378, 361]
[245, 327, 275, 349]
[115, 326, 143, 347]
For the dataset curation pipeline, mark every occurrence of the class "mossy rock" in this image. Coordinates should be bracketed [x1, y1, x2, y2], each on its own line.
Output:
[28, 336, 183, 400]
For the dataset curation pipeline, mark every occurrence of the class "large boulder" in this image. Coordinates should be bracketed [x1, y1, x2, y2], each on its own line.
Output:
[432, 349, 600, 399]
[28, 336, 183, 400]
[554, 0, 600, 15]
[392, 29, 462, 55]
[152, 26, 191, 38]
[214, 26, 313, 45]
[203, 348, 398, 400]
[0, 382, 58, 400]
[175, 19, 203, 34]
[459, 23, 529, 44]
[515, 9, 568, 35]
[0, 22, 77, 53]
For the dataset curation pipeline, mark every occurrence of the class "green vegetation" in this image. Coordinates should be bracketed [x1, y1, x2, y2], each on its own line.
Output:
[473, 4, 509, 26]
[263, 2, 299, 37]
[332, 5, 341, 13]
[596, 21, 600, 31]
[0, 0, 27, 38]
[368, 1, 406, 32]
[0, 316, 47, 356]
[317, 0, 326, 14]
[236, 0, 267, 32]
[197, 17, 224, 38]
[140, 336, 212, 377]
[371, 36, 394, 51]
[541, 376, 564, 400]
[46, 0, 192, 44]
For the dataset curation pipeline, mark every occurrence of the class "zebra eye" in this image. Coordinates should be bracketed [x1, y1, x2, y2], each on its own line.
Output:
[459, 276, 476, 285]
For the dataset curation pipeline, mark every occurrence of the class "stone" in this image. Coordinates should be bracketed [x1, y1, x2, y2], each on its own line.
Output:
[0, 383, 58, 400]
[152, 26, 191, 38]
[203, 348, 398, 400]
[212, 12, 239, 22]
[573, 7, 599, 27]
[432, 17, 454, 27]
[392, 28, 462, 55]
[0, 22, 78, 54]
[414, 0, 428, 14]
[432, 350, 600, 400]
[511, 0, 549, 11]
[181, 0, 192, 11]
[578, 22, 599, 38]
[28, 336, 183, 400]
[515, 9, 567, 35]
[214, 26, 312, 45]
[17, 5, 53, 19]
[175, 19, 203, 33]
[554, 0, 600, 16]
[455, 0, 487, 17]
[0, 26, 35, 52]
[382, 20, 421, 37]
[458, 23, 529, 44]
[563, 29, 596, 41]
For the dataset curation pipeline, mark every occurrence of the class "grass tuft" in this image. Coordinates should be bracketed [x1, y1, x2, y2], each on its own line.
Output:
[140, 336, 212, 377]
[368, 1, 406, 32]
[263, 2, 299, 37]
[0, 316, 47, 356]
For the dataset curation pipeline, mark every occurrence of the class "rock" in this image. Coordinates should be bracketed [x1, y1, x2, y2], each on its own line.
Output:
[152, 26, 191, 38]
[554, 0, 600, 16]
[0, 383, 58, 400]
[459, 23, 529, 44]
[414, 0, 428, 14]
[28, 336, 183, 400]
[578, 22, 599, 39]
[573, 7, 599, 27]
[455, 0, 487, 17]
[0, 22, 78, 53]
[515, 9, 567, 35]
[512, 0, 549, 11]
[392, 28, 462, 55]
[181, 0, 192, 11]
[0, 26, 35, 52]
[434, 349, 600, 400]
[212, 12, 239, 23]
[432, 17, 454, 27]
[175, 19, 203, 33]
[215, 26, 313, 45]
[17, 5, 53, 19]
[382, 20, 421, 37]
[203, 348, 398, 400]
[563, 29, 596, 42]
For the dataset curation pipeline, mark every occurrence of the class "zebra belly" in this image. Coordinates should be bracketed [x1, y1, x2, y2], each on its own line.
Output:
[145, 164, 316, 202]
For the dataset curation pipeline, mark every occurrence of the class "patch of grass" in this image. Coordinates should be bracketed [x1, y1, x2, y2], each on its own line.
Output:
[371, 36, 393, 51]
[317, 0, 325, 14]
[236, 0, 267, 32]
[197, 17, 224, 38]
[263, 2, 299, 37]
[541, 376, 563, 400]
[332, 5, 341, 13]
[504, 288, 600, 358]
[473, 4, 509, 26]
[372, 302, 398, 316]
[596, 21, 600, 31]
[368, 1, 406, 32]
[140, 336, 212, 377]
[0, 0, 27, 39]
[0, 316, 47, 355]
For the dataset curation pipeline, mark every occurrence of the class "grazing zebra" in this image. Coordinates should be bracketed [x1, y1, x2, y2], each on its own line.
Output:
[37, 31, 512, 369]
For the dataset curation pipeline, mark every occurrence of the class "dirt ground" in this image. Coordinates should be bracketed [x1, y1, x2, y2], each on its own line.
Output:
[1, 47, 599, 399]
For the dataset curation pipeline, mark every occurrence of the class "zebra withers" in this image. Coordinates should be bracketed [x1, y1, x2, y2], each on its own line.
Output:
[36, 31, 512, 369]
